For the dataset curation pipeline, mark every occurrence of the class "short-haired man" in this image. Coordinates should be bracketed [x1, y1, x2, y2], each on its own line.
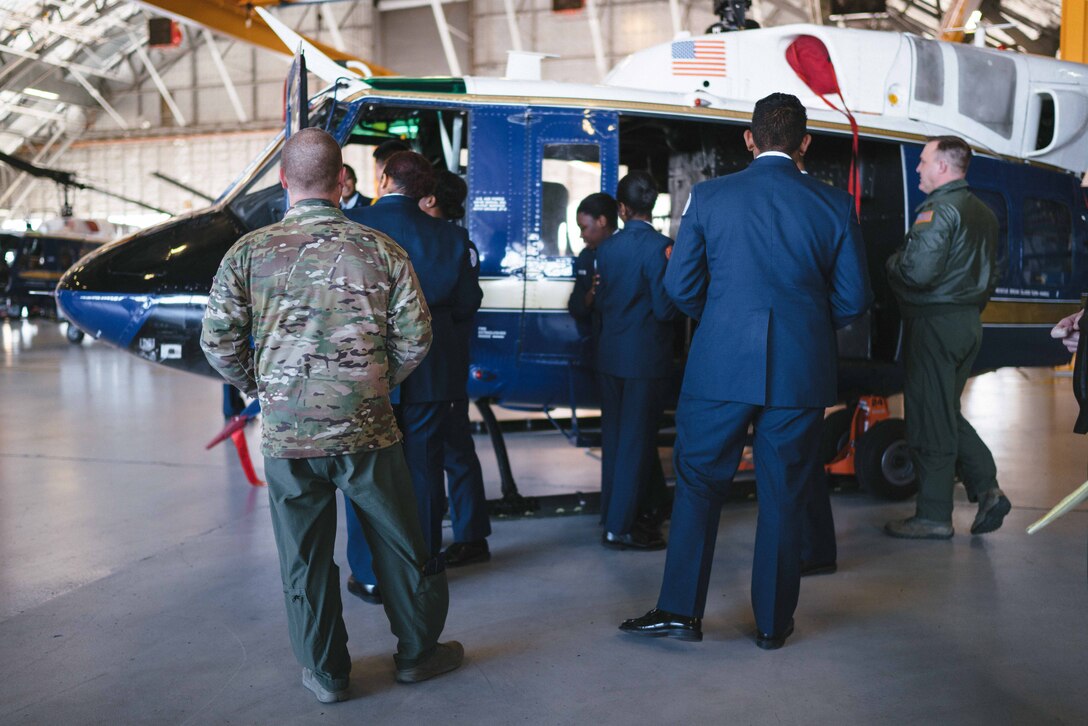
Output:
[620, 93, 872, 648]
[201, 128, 462, 704]
[339, 164, 371, 210]
[373, 139, 412, 190]
[884, 135, 1010, 539]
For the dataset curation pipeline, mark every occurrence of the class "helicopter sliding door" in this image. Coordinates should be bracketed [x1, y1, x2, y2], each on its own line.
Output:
[515, 107, 619, 408]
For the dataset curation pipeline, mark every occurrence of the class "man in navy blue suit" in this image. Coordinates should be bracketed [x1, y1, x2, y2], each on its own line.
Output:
[620, 93, 872, 649]
[596, 172, 677, 550]
[342, 152, 483, 604]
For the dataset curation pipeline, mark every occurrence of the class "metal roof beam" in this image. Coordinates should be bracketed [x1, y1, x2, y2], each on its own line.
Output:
[201, 29, 248, 124]
[69, 69, 129, 130]
[130, 35, 187, 127]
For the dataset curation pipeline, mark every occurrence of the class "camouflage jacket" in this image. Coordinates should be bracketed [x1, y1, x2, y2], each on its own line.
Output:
[200, 199, 432, 458]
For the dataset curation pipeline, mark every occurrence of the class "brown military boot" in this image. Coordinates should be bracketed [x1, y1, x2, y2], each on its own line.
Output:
[884, 516, 954, 540]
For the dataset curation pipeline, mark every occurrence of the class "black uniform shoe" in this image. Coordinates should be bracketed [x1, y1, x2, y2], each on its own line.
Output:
[619, 609, 702, 641]
[443, 539, 491, 567]
[800, 561, 837, 577]
[756, 618, 794, 650]
[602, 526, 666, 551]
[346, 575, 382, 605]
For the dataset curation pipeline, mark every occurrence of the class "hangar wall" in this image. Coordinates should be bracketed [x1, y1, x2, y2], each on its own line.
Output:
[14, 0, 814, 224]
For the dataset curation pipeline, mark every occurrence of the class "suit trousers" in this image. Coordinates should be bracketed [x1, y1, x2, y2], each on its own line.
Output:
[802, 470, 837, 566]
[443, 398, 492, 543]
[264, 445, 449, 690]
[599, 373, 668, 534]
[903, 310, 998, 522]
[656, 395, 823, 636]
[346, 402, 450, 584]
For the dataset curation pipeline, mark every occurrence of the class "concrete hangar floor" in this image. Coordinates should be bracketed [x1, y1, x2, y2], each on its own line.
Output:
[0, 319, 1085, 725]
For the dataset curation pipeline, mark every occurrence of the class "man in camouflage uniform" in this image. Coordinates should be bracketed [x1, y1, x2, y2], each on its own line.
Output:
[201, 127, 463, 704]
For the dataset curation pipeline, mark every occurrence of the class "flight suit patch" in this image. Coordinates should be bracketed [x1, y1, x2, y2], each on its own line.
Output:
[914, 210, 934, 225]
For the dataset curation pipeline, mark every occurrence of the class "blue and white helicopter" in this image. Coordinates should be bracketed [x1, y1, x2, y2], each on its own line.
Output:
[56, 14, 1088, 503]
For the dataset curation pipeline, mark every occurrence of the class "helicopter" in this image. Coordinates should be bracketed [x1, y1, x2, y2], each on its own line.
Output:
[56, 15, 1088, 505]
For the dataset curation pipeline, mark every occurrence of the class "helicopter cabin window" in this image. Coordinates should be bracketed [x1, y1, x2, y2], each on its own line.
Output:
[970, 188, 1011, 285]
[1021, 198, 1072, 287]
[541, 143, 601, 259]
[911, 38, 944, 106]
[953, 45, 1016, 139]
[1032, 93, 1056, 151]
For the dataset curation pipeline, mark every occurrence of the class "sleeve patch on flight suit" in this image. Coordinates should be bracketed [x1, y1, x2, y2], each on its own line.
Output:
[665, 244, 673, 260]
[468, 247, 479, 268]
[914, 210, 934, 225]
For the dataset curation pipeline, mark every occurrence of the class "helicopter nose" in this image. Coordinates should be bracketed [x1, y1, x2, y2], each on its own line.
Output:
[56, 275, 152, 349]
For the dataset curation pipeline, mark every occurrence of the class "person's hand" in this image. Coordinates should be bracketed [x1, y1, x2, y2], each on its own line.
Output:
[1050, 309, 1084, 354]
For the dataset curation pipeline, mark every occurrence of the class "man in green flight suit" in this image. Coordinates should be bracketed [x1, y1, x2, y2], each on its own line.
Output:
[201, 127, 462, 704]
[884, 135, 1011, 539]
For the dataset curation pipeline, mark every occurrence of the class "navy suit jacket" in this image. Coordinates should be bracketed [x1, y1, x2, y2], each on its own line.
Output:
[665, 154, 872, 408]
[346, 195, 483, 403]
[594, 220, 678, 378]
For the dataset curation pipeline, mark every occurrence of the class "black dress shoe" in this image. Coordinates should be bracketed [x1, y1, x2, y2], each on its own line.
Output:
[619, 609, 702, 641]
[346, 575, 382, 605]
[443, 539, 490, 567]
[602, 527, 666, 551]
[756, 618, 794, 650]
[800, 561, 837, 577]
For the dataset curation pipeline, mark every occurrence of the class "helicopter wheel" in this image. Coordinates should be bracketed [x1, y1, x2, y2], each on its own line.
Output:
[855, 418, 917, 500]
[65, 322, 84, 344]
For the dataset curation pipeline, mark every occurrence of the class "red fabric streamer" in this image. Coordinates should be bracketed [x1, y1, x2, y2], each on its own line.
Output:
[785, 36, 862, 219]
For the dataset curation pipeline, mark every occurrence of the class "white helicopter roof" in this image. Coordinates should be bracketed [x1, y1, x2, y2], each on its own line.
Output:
[451, 24, 1088, 176]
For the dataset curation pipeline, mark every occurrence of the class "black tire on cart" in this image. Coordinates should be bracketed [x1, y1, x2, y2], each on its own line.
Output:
[855, 418, 917, 500]
[65, 322, 84, 344]
[819, 407, 854, 464]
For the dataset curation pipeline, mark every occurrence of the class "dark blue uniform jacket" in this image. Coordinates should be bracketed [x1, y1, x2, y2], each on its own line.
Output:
[594, 219, 678, 379]
[665, 155, 872, 408]
[347, 194, 483, 403]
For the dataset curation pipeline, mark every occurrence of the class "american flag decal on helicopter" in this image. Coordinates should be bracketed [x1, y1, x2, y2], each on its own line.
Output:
[671, 39, 727, 77]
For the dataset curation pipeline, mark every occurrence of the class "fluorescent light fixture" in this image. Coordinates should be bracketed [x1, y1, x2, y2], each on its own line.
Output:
[23, 87, 59, 100]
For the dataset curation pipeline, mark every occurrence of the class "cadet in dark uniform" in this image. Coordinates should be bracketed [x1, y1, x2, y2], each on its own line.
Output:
[343, 152, 483, 601]
[419, 170, 492, 567]
[567, 193, 616, 520]
[595, 172, 677, 550]
[884, 135, 1010, 539]
[201, 128, 460, 702]
[567, 193, 615, 334]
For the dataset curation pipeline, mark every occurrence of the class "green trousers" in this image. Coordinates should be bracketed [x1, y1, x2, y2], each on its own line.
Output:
[264, 444, 449, 692]
[902, 309, 999, 522]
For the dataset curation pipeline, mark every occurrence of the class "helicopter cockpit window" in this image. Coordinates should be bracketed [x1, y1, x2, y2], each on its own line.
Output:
[226, 99, 345, 230]
[339, 105, 469, 202]
[541, 143, 601, 261]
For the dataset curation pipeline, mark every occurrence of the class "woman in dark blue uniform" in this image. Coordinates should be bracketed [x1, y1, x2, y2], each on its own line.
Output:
[594, 172, 678, 550]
